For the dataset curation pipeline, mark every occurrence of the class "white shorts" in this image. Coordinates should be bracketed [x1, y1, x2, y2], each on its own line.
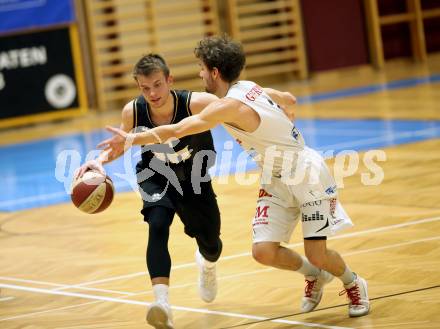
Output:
[252, 148, 353, 243]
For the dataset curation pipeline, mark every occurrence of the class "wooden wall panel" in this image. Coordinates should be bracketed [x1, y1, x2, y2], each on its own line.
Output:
[225, 0, 308, 80]
[84, 0, 219, 111]
[365, 0, 440, 69]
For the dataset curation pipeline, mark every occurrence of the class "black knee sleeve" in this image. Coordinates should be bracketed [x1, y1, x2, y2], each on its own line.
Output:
[145, 206, 174, 279]
[196, 236, 223, 262]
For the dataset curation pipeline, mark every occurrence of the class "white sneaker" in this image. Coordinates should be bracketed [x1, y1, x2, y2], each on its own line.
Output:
[195, 249, 217, 302]
[146, 301, 174, 329]
[301, 270, 334, 312]
[341, 275, 370, 317]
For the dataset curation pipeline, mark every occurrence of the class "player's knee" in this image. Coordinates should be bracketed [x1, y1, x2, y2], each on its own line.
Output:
[252, 243, 276, 266]
[146, 207, 173, 236]
[197, 237, 222, 262]
[148, 216, 170, 236]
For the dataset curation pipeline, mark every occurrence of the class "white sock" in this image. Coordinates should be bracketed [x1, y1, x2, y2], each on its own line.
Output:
[297, 256, 321, 277]
[338, 266, 356, 285]
[153, 284, 169, 303]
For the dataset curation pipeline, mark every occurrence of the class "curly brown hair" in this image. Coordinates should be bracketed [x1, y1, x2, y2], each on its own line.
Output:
[194, 35, 245, 83]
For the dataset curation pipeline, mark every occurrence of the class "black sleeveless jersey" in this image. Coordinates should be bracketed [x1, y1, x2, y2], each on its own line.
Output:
[132, 90, 216, 181]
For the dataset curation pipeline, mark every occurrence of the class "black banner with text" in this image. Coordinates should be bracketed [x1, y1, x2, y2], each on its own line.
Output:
[0, 27, 79, 120]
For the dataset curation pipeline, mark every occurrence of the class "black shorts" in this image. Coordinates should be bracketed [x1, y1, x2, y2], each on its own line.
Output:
[138, 175, 221, 239]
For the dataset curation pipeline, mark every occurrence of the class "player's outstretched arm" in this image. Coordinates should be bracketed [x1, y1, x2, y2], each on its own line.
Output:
[98, 99, 232, 157]
[190, 92, 219, 115]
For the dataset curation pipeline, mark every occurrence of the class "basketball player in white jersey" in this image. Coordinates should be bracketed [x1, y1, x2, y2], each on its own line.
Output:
[98, 35, 370, 317]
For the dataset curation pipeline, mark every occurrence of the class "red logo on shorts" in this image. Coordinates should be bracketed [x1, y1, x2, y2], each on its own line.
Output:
[258, 189, 272, 198]
[255, 205, 269, 218]
[254, 205, 269, 226]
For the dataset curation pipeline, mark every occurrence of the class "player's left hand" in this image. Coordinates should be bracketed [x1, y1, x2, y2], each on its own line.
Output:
[281, 106, 295, 121]
[280, 92, 296, 121]
[97, 126, 133, 157]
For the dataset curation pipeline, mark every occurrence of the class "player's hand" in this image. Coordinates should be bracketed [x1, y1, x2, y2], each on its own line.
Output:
[280, 92, 296, 121]
[282, 106, 295, 121]
[74, 159, 106, 179]
[97, 126, 133, 158]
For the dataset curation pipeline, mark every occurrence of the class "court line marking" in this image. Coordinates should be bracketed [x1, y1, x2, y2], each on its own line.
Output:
[1, 234, 438, 325]
[0, 277, 134, 296]
[0, 297, 14, 302]
[0, 283, 351, 329]
[300, 128, 407, 137]
[131, 235, 440, 295]
[221, 284, 440, 329]
[51, 215, 440, 288]
[296, 74, 440, 104]
[0, 300, 104, 321]
[356, 321, 431, 329]
[1, 231, 438, 327]
[320, 127, 440, 151]
[1, 214, 437, 308]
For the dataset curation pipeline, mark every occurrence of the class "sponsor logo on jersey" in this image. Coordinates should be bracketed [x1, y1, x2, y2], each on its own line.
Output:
[325, 185, 337, 195]
[154, 145, 192, 163]
[151, 193, 162, 202]
[329, 197, 337, 219]
[255, 205, 269, 218]
[331, 217, 343, 226]
[151, 142, 192, 164]
[247, 148, 259, 160]
[253, 205, 269, 225]
[291, 126, 299, 139]
[245, 84, 263, 101]
[301, 211, 324, 222]
[315, 218, 330, 233]
[301, 200, 322, 208]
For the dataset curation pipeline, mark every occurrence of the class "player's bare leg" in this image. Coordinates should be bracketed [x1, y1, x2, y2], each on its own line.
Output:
[304, 240, 370, 317]
[252, 242, 302, 270]
[252, 241, 333, 312]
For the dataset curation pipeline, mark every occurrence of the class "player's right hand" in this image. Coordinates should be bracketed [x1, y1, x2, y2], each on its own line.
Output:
[74, 160, 106, 179]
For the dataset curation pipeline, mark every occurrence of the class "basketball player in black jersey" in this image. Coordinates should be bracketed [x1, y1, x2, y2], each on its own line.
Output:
[76, 54, 222, 329]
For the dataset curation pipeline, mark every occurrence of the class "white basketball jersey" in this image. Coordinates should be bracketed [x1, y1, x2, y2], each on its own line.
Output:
[224, 80, 305, 173]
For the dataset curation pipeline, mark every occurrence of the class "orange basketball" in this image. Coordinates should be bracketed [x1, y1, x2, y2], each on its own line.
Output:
[71, 171, 114, 214]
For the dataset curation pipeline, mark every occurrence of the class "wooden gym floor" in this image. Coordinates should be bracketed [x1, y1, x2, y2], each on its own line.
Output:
[0, 55, 440, 328]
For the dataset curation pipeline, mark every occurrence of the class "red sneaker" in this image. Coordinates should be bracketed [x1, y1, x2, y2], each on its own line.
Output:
[340, 275, 370, 317]
[301, 270, 334, 312]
